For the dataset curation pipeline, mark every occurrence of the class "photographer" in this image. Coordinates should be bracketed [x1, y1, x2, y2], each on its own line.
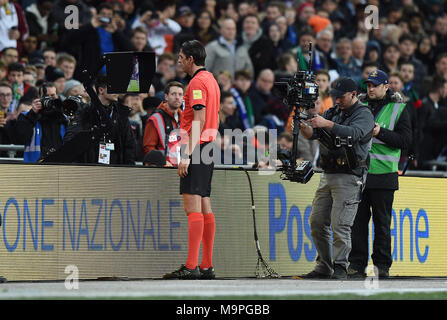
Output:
[348, 70, 412, 279]
[63, 74, 136, 165]
[16, 82, 68, 162]
[299, 77, 375, 279]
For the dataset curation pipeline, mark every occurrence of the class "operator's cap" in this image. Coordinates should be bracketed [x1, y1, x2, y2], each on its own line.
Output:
[330, 77, 358, 98]
[365, 69, 389, 86]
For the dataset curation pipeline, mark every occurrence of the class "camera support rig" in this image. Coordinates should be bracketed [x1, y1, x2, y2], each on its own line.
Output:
[274, 43, 319, 183]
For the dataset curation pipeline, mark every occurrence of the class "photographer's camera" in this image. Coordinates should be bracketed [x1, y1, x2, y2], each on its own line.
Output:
[40, 95, 63, 114]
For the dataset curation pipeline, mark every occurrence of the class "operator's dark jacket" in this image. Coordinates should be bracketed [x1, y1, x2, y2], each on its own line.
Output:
[359, 90, 412, 190]
[64, 102, 136, 165]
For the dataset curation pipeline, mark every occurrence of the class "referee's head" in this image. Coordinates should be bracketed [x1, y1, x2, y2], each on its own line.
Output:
[179, 40, 206, 67]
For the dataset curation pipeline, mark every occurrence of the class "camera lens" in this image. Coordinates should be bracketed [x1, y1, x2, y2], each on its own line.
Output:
[62, 96, 81, 117]
[41, 96, 63, 113]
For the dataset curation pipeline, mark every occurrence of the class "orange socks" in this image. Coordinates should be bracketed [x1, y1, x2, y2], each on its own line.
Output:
[185, 212, 215, 270]
[185, 212, 204, 270]
[200, 213, 215, 269]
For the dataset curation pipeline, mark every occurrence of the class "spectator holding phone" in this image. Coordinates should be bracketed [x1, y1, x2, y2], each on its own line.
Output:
[62, 2, 134, 79]
[131, 0, 181, 56]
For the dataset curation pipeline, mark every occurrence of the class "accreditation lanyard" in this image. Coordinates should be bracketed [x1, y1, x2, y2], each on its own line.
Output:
[98, 107, 115, 164]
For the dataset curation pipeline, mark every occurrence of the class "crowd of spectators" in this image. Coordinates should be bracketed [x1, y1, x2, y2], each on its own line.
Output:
[1, 0, 447, 170]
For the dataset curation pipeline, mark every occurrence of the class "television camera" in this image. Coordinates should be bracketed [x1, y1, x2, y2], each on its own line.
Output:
[274, 43, 319, 183]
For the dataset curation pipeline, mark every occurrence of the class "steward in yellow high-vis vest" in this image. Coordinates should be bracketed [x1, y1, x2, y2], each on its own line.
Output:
[349, 70, 412, 279]
[367, 99, 406, 174]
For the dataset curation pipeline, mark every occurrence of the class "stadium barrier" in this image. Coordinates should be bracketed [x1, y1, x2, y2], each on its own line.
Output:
[0, 163, 446, 281]
[0, 144, 24, 163]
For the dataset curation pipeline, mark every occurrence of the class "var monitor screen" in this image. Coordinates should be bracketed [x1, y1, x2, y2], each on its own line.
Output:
[104, 51, 155, 94]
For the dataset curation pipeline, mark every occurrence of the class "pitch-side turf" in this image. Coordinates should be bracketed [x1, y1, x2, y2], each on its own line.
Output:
[1, 277, 447, 300]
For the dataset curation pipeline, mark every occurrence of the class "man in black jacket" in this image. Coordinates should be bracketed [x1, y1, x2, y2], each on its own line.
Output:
[398, 34, 427, 94]
[63, 74, 136, 165]
[417, 76, 447, 167]
[25, 0, 57, 47]
[49, 0, 92, 51]
[61, 2, 135, 80]
[16, 82, 69, 162]
[349, 70, 412, 279]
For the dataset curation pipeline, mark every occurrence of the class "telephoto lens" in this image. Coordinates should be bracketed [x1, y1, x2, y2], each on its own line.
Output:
[63, 95, 82, 118]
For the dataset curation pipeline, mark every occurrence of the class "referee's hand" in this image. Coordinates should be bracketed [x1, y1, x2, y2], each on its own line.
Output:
[178, 158, 190, 178]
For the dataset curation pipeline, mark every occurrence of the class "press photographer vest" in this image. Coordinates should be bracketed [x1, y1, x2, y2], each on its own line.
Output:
[365, 101, 406, 174]
[149, 109, 180, 166]
[318, 103, 371, 176]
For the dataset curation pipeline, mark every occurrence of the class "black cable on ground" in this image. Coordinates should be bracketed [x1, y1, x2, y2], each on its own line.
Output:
[239, 167, 280, 279]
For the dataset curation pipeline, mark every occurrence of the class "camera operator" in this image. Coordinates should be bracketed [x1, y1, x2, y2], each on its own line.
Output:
[299, 77, 375, 279]
[348, 70, 412, 279]
[15, 82, 69, 162]
[63, 74, 136, 165]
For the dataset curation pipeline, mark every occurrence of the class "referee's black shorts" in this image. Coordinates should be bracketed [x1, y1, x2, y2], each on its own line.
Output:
[180, 142, 214, 197]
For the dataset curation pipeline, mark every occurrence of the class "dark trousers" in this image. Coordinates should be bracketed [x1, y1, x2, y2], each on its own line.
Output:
[349, 188, 395, 272]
